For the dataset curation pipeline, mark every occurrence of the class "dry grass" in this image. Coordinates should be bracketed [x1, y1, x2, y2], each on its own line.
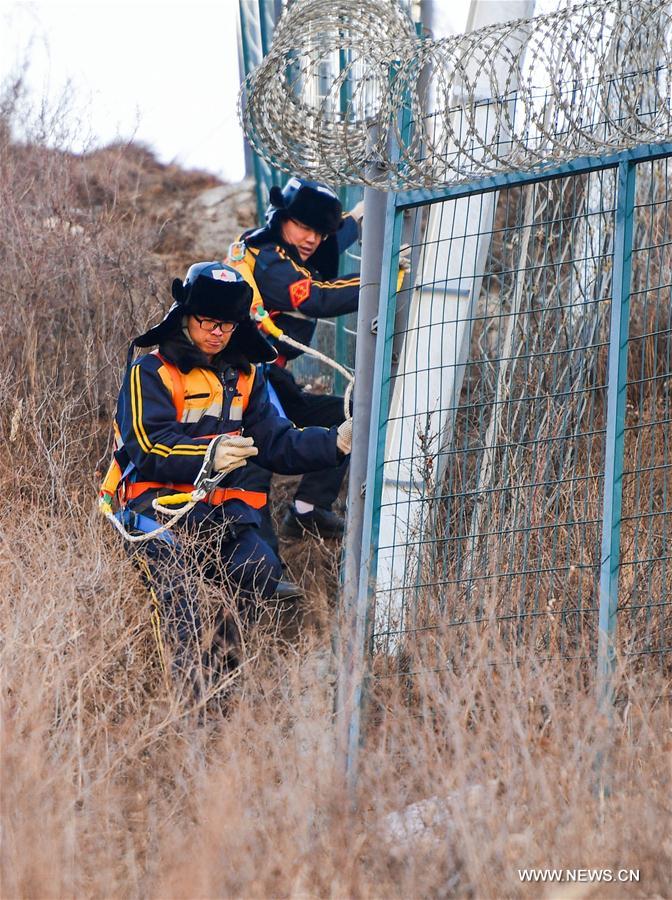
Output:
[1, 81, 670, 899]
[2, 511, 670, 897]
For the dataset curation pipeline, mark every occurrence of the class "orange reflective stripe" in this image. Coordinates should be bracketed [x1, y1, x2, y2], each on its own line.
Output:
[207, 488, 267, 509]
[153, 351, 185, 421]
[124, 481, 196, 500]
[124, 480, 267, 508]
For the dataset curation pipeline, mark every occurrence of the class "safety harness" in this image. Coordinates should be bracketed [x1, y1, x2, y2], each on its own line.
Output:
[99, 351, 264, 543]
[226, 240, 355, 419]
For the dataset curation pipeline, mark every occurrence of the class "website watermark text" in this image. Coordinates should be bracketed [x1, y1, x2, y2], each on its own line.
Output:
[518, 868, 640, 884]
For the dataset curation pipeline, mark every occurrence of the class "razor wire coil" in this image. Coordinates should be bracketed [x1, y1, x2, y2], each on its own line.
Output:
[240, 0, 672, 189]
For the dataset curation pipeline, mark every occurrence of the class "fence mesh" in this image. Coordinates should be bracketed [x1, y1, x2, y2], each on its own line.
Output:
[620, 156, 672, 660]
[372, 159, 671, 675]
[240, 0, 672, 702]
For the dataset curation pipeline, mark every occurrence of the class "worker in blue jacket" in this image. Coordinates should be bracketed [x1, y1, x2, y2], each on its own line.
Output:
[111, 261, 352, 687]
[236, 176, 363, 541]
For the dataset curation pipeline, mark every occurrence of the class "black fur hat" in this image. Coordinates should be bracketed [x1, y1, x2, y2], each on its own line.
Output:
[268, 178, 342, 236]
[171, 272, 252, 321]
[133, 263, 276, 363]
[244, 178, 345, 278]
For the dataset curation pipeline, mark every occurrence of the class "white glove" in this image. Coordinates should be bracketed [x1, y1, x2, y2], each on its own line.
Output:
[398, 243, 412, 271]
[349, 200, 365, 224]
[213, 434, 258, 475]
[336, 419, 352, 455]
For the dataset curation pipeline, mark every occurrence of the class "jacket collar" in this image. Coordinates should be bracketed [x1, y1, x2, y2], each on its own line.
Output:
[158, 331, 241, 380]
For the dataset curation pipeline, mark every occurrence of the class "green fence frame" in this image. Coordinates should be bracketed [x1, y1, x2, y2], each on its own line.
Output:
[344, 142, 672, 780]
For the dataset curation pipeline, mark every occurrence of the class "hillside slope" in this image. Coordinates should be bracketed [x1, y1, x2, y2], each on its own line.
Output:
[1, 125, 669, 898]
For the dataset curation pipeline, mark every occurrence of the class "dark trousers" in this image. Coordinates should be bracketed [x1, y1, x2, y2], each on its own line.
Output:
[131, 518, 282, 686]
[247, 364, 349, 509]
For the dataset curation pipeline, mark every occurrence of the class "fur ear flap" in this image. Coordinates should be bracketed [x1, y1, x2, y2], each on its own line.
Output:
[171, 278, 185, 302]
[269, 185, 285, 208]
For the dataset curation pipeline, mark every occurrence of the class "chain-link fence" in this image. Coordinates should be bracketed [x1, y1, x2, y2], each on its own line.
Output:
[366, 154, 670, 681]
[240, 0, 672, 787]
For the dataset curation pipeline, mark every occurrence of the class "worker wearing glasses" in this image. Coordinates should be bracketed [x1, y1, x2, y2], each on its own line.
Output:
[109, 262, 352, 691]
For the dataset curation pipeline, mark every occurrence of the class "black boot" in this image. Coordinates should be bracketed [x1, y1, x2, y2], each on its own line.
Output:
[280, 504, 345, 539]
[271, 579, 304, 601]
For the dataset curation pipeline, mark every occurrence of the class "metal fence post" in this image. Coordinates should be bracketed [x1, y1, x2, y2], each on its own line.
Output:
[335, 47, 356, 394]
[597, 159, 637, 709]
[336, 185, 390, 793]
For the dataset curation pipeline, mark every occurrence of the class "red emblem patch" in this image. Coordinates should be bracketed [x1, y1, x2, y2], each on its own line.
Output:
[289, 277, 311, 308]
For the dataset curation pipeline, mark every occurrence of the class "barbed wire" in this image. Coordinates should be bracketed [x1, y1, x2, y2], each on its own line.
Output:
[240, 0, 672, 189]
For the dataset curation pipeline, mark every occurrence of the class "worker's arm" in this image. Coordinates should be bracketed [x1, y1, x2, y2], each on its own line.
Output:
[253, 244, 359, 320]
[335, 213, 360, 253]
[242, 367, 343, 473]
[116, 356, 210, 484]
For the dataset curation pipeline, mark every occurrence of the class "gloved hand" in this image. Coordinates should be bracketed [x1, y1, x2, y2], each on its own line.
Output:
[349, 200, 365, 224]
[336, 419, 352, 455]
[396, 244, 412, 291]
[213, 434, 258, 475]
[398, 243, 412, 271]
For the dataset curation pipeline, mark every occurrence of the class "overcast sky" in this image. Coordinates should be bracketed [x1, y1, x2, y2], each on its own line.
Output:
[1, 1, 247, 181]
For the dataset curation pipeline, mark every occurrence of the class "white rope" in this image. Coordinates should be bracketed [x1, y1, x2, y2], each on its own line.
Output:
[101, 438, 227, 544]
[278, 332, 354, 420]
[103, 340, 353, 544]
[101, 501, 197, 543]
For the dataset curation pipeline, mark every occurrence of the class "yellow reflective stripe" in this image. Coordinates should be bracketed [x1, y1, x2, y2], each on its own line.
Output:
[172, 444, 208, 452]
[276, 246, 311, 277]
[138, 556, 168, 678]
[170, 447, 208, 455]
[275, 247, 358, 289]
[150, 608, 167, 677]
[131, 364, 152, 453]
[313, 277, 360, 289]
[132, 365, 172, 455]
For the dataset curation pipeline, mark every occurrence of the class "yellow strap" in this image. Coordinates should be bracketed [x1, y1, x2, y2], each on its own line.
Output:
[154, 491, 194, 506]
[100, 457, 122, 498]
[226, 247, 285, 339]
[255, 309, 284, 339]
[227, 249, 264, 314]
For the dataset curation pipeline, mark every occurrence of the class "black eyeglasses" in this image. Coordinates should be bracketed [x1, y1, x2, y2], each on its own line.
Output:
[193, 316, 238, 335]
[288, 218, 328, 241]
